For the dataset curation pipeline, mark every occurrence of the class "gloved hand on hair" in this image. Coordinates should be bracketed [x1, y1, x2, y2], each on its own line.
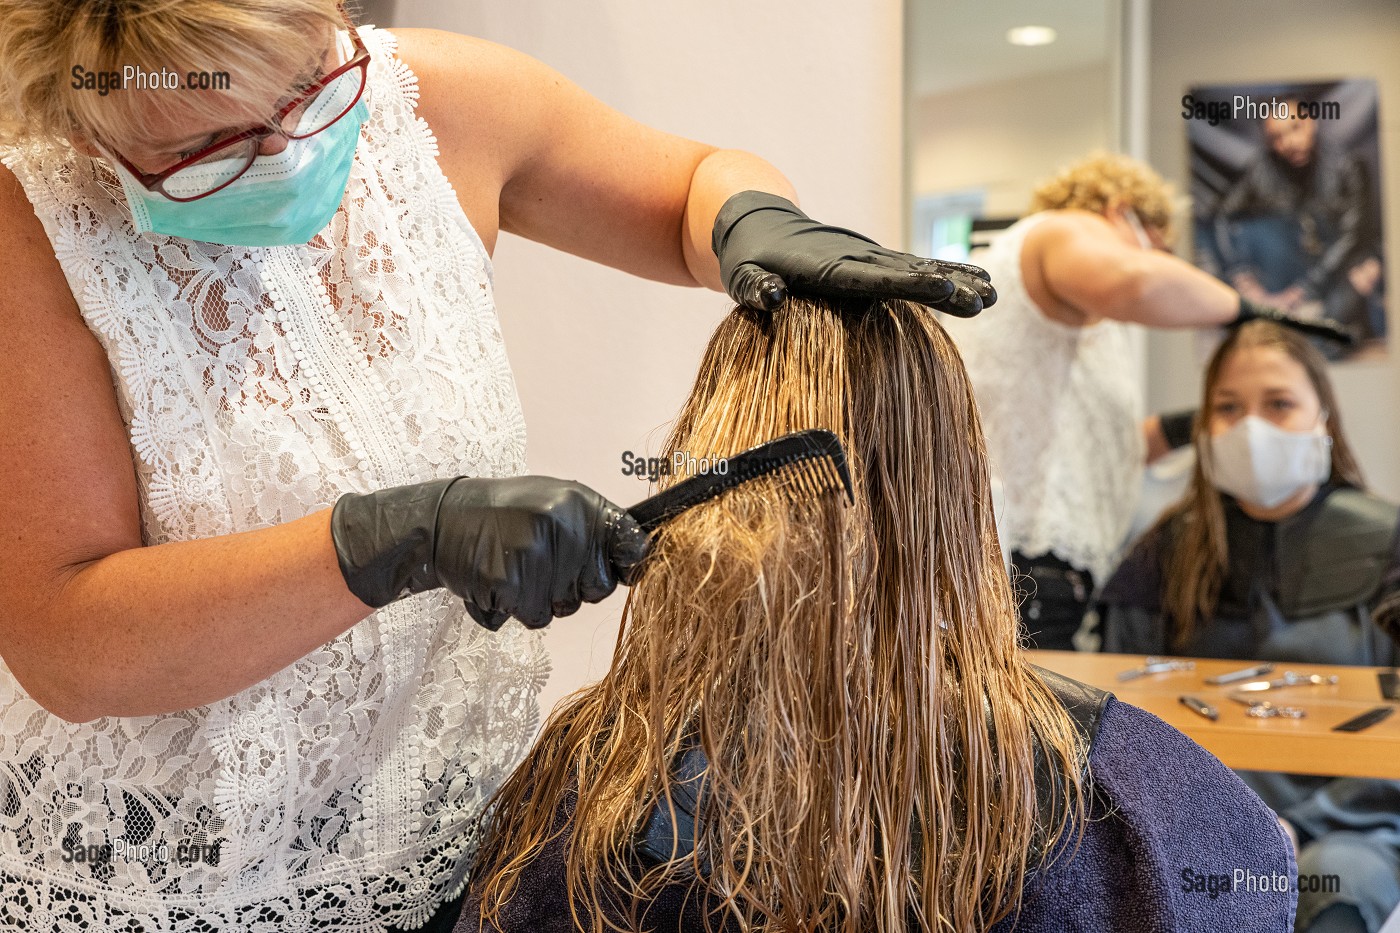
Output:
[1235, 297, 1357, 347]
[712, 191, 996, 317]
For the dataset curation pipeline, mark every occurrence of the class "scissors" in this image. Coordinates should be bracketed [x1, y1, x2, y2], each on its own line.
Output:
[1227, 693, 1307, 719]
[1235, 671, 1340, 692]
[1118, 656, 1196, 682]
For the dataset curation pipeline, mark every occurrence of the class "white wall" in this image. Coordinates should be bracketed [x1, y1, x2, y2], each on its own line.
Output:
[911, 62, 1113, 217]
[386, 1, 906, 714]
[1145, 0, 1400, 500]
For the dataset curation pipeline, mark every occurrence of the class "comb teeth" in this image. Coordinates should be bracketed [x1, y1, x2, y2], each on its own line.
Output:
[626, 430, 854, 533]
[777, 453, 832, 506]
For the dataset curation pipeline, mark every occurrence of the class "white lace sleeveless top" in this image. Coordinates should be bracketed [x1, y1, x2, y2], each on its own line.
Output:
[0, 26, 548, 932]
[952, 214, 1145, 585]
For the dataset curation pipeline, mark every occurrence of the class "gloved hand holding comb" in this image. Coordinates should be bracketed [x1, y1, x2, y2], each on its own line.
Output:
[330, 431, 854, 632]
[330, 476, 648, 631]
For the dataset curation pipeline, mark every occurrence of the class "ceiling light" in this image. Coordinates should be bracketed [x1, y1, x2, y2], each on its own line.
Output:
[1007, 26, 1057, 46]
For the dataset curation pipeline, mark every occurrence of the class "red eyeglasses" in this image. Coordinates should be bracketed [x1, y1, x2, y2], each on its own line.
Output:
[104, 14, 370, 202]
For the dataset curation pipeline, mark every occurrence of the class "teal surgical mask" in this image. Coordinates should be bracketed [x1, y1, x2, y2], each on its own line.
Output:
[105, 35, 368, 248]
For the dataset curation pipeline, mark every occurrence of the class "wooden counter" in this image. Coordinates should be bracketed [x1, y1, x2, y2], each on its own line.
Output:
[1027, 650, 1400, 779]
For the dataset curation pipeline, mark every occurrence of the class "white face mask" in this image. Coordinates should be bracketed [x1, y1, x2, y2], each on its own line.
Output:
[1207, 415, 1332, 509]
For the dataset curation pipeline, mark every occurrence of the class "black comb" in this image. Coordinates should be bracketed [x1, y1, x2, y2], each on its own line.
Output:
[626, 429, 854, 534]
[1332, 706, 1395, 733]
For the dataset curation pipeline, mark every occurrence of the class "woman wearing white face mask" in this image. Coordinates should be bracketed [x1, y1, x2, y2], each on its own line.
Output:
[950, 152, 1352, 653]
[1101, 320, 1400, 933]
[1209, 411, 1333, 514]
[1101, 320, 1397, 664]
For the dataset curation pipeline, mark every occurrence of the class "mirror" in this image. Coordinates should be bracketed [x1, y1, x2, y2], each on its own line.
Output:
[904, 0, 1121, 260]
[906, 0, 1400, 503]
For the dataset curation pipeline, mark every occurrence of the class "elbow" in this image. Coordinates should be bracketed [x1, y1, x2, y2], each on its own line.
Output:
[1053, 255, 1152, 324]
[12, 669, 105, 724]
[1101, 264, 1153, 322]
[0, 636, 110, 724]
[3, 562, 134, 722]
[40, 698, 103, 726]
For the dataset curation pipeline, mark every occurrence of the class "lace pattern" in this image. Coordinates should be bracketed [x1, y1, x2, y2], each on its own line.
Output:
[952, 214, 1146, 585]
[0, 26, 549, 931]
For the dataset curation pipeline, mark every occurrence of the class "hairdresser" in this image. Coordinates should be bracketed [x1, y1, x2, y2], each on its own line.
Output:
[0, 2, 994, 931]
[951, 151, 1350, 651]
[1100, 320, 1400, 933]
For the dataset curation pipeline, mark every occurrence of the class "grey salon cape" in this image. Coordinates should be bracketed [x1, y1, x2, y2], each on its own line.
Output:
[1101, 484, 1400, 930]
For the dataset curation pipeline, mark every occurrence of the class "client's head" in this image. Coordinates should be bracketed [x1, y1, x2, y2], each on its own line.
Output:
[1162, 319, 1362, 642]
[474, 297, 1086, 933]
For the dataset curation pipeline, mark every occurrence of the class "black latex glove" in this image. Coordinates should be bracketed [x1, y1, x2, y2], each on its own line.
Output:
[711, 190, 996, 317]
[1235, 297, 1357, 347]
[330, 476, 649, 631]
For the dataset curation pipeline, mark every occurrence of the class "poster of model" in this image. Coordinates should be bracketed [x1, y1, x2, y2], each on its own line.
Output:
[1185, 79, 1386, 361]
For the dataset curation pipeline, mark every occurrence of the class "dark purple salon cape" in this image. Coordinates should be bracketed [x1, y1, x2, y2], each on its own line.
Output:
[456, 698, 1297, 933]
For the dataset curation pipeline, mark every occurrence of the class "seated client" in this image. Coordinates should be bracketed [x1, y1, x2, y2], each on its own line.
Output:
[1102, 319, 1400, 933]
[460, 298, 1295, 933]
[1103, 320, 1399, 665]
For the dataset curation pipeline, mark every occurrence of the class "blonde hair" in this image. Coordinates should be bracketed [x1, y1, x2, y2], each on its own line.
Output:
[0, 0, 344, 147]
[1030, 150, 1176, 243]
[1160, 320, 1365, 647]
[473, 298, 1088, 933]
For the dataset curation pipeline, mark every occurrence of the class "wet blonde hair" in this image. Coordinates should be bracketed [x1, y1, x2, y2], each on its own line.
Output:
[1030, 150, 1176, 243]
[473, 298, 1088, 933]
[0, 0, 343, 147]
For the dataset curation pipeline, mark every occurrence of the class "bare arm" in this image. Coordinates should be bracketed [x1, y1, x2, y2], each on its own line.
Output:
[678, 149, 798, 291]
[397, 29, 797, 292]
[0, 166, 372, 723]
[1143, 416, 1172, 465]
[1030, 211, 1240, 328]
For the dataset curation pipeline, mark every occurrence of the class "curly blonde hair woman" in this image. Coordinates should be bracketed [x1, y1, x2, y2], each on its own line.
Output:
[1029, 150, 1177, 243]
[459, 297, 1296, 933]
